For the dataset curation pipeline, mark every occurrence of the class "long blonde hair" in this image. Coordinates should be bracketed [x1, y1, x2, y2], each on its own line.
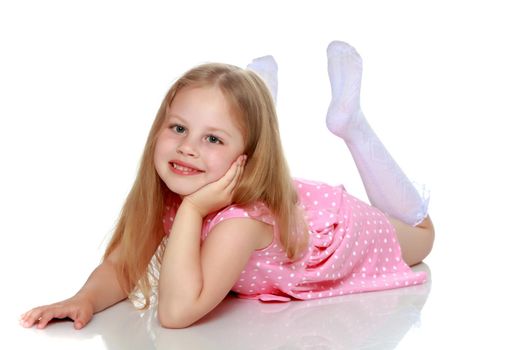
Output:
[104, 63, 308, 308]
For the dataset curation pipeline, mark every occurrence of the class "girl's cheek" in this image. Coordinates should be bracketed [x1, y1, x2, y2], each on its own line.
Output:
[208, 151, 236, 175]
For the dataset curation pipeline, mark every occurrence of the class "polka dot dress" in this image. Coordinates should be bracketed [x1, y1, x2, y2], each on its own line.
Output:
[163, 178, 427, 302]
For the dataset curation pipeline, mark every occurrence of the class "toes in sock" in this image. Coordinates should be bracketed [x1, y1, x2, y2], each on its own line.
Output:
[247, 55, 278, 103]
[326, 41, 364, 138]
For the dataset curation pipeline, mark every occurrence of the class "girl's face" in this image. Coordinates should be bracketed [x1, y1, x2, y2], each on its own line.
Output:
[154, 86, 245, 197]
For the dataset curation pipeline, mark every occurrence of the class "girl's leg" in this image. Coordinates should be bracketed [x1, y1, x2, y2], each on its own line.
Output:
[325, 40, 430, 227]
[247, 55, 278, 103]
[388, 215, 435, 266]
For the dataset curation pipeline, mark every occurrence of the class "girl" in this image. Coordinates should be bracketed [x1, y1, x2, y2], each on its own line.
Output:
[20, 41, 434, 329]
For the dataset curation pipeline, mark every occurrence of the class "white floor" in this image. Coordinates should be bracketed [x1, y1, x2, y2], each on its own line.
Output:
[2, 1, 525, 349]
[4, 226, 525, 349]
[7, 265, 431, 350]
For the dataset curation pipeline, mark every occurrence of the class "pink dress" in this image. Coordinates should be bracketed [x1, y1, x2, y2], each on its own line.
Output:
[163, 178, 427, 302]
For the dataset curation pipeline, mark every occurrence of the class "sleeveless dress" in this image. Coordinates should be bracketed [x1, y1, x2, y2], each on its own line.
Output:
[162, 178, 427, 302]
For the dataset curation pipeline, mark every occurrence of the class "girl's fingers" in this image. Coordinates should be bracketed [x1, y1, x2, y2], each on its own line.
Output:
[36, 311, 55, 329]
[225, 156, 245, 193]
[20, 309, 40, 327]
[20, 305, 87, 329]
[219, 155, 243, 190]
[216, 157, 239, 189]
[74, 310, 91, 329]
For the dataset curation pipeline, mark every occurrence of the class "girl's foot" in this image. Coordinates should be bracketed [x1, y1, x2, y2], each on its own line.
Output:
[326, 41, 365, 139]
[247, 55, 278, 102]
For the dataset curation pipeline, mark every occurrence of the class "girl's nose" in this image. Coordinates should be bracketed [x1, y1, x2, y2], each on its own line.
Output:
[176, 138, 199, 158]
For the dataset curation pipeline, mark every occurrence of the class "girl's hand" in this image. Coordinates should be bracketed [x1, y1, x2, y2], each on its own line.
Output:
[20, 295, 94, 330]
[184, 154, 246, 218]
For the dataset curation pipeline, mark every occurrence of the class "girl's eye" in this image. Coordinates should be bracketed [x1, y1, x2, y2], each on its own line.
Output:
[206, 135, 223, 144]
[171, 124, 186, 134]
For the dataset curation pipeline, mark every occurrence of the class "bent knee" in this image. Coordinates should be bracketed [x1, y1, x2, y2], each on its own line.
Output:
[416, 215, 434, 231]
[389, 215, 435, 266]
[412, 216, 435, 265]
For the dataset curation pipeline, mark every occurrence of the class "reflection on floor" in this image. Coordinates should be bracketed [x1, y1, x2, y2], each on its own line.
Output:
[14, 264, 431, 349]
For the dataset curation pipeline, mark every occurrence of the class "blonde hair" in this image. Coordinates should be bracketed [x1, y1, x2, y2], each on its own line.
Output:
[104, 63, 308, 309]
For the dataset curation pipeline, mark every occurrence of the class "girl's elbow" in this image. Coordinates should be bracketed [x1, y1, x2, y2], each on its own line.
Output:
[157, 305, 197, 329]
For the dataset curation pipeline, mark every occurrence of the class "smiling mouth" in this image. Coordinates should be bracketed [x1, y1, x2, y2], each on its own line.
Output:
[169, 162, 204, 175]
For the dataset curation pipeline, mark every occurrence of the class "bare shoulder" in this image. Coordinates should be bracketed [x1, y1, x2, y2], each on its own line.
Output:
[209, 217, 273, 251]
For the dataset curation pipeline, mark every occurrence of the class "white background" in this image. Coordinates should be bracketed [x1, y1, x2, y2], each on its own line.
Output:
[1, 0, 524, 348]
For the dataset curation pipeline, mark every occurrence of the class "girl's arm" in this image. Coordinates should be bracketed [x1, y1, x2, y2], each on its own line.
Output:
[20, 247, 127, 329]
[75, 247, 128, 313]
[158, 155, 269, 328]
[158, 202, 269, 328]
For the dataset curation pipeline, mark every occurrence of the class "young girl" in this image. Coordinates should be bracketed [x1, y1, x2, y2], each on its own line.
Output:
[20, 41, 434, 329]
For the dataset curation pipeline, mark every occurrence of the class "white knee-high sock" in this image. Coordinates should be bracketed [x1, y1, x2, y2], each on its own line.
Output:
[326, 41, 429, 226]
[247, 55, 278, 103]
